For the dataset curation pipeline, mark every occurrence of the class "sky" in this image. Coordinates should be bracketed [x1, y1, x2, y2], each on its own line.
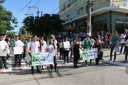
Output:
[2, 0, 59, 33]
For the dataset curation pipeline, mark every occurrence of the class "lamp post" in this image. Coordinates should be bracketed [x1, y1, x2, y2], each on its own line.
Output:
[87, 0, 92, 36]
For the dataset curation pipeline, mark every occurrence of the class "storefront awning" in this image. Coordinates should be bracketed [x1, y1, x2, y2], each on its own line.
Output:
[63, 6, 128, 25]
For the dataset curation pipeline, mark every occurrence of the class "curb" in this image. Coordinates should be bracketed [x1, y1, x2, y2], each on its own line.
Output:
[103, 60, 128, 67]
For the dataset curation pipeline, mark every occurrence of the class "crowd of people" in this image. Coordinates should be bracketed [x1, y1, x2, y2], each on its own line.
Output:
[0, 29, 128, 74]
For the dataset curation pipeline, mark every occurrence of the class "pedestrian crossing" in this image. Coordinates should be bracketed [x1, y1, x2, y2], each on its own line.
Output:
[0, 57, 30, 73]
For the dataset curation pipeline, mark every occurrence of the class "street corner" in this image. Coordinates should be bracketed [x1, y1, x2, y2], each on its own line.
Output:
[103, 60, 128, 67]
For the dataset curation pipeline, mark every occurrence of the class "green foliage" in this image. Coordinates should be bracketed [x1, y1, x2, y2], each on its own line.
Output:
[0, 1, 18, 34]
[19, 26, 27, 35]
[20, 33, 31, 40]
[0, 0, 5, 3]
[6, 32, 16, 38]
[23, 14, 63, 36]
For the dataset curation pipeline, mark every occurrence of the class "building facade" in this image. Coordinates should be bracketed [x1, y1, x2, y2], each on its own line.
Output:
[59, 0, 128, 34]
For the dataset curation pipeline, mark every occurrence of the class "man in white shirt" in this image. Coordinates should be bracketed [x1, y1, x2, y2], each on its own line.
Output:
[0, 34, 9, 69]
[30, 35, 41, 74]
[14, 36, 24, 68]
[120, 31, 127, 54]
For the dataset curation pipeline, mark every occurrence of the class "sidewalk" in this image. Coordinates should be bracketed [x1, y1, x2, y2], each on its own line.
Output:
[102, 48, 128, 67]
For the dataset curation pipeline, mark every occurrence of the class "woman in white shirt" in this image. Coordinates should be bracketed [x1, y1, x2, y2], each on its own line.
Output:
[47, 38, 57, 71]
[63, 37, 70, 64]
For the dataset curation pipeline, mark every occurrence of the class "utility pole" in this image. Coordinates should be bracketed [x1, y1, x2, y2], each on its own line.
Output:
[87, 0, 92, 36]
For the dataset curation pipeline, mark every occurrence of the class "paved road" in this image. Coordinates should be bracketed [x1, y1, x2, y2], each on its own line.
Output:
[1, 61, 128, 85]
[1, 48, 128, 85]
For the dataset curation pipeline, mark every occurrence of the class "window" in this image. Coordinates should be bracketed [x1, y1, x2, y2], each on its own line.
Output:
[115, 21, 125, 33]
[77, 7, 84, 15]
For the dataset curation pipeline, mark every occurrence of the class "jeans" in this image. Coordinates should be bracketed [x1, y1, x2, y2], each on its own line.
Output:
[64, 50, 69, 63]
[14, 54, 22, 67]
[0, 56, 7, 68]
[120, 43, 125, 54]
[125, 46, 128, 61]
[110, 44, 116, 61]
[50, 56, 57, 71]
[59, 48, 64, 60]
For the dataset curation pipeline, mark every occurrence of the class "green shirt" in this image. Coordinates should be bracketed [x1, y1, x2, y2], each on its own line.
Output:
[10, 41, 15, 47]
[84, 40, 91, 49]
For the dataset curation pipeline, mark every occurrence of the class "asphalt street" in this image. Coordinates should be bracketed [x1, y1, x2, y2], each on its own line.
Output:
[1, 48, 128, 85]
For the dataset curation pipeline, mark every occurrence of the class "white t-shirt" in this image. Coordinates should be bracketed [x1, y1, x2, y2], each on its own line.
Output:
[120, 33, 126, 43]
[0, 40, 8, 50]
[30, 41, 40, 53]
[14, 40, 24, 54]
[0, 40, 9, 56]
[63, 41, 70, 50]
[41, 40, 47, 52]
[47, 44, 55, 53]
[15, 40, 24, 47]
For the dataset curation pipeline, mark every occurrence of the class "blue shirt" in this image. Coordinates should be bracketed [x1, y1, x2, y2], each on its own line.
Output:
[112, 36, 119, 46]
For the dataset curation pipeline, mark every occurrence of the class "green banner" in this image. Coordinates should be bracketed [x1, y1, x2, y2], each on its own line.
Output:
[32, 53, 42, 66]
[32, 52, 54, 66]
[81, 49, 89, 60]
[81, 48, 98, 60]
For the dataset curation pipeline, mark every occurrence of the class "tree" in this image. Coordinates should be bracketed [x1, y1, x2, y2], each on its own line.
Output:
[0, 0, 5, 3]
[20, 33, 31, 40]
[0, 1, 17, 34]
[19, 26, 27, 35]
[6, 32, 16, 38]
[23, 14, 63, 36]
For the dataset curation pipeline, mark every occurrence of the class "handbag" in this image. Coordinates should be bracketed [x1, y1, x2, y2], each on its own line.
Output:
[25, 54, 31, 64]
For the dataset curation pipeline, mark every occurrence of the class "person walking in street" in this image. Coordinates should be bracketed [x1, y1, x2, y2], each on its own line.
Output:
[110, 31, 119, 61]
[59, 38, 64, 60]
[22, 39, 27, 60]
[124, 32, 128, 63]
[40, 37, 47, 70]
[63, 37, 70, 64]
[29, 35, 41, 74]
[72, 37, 80, 69]
[120, 30, 127, 54]
[0, 34, 9, 69]
[83, 35, 92, 65]
[47, 38, 57, 71]
[14, 36, 24, 69]
[93, 38, 102, 65]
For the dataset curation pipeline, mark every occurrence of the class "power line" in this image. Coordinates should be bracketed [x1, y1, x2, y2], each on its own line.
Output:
[14, 0, 33, 16]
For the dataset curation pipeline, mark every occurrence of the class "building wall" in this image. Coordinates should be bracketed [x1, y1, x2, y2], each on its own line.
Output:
[112, 0, 127, 6]
[59, 0, 111, 22]
[111, 12, 126, 32]
[59, 0, 128, 23]
[59, 0, 128, 33]
[93, 11, 127, 33]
